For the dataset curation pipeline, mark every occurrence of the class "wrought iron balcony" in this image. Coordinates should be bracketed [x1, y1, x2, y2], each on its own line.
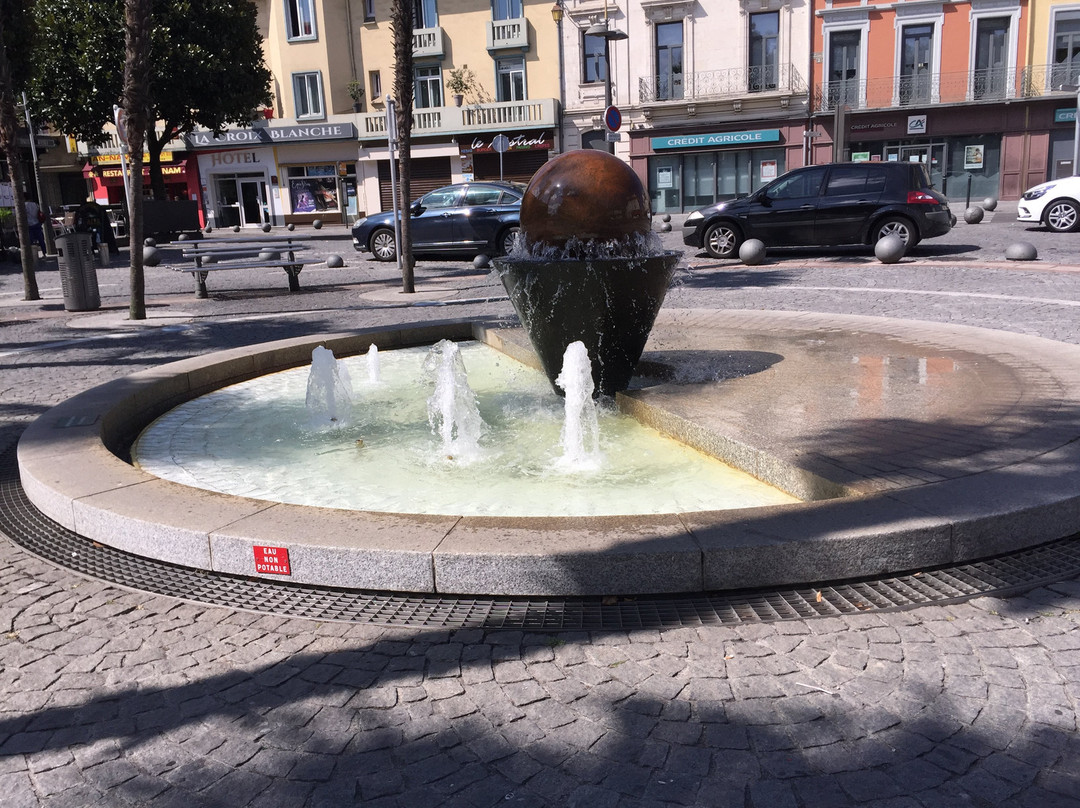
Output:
[639, 64, 807, 104]
[487, 17, 528, 51]
[813, 64, 1080, 113]
[357, 98, 557, 140]
[413, 26, 445, 59]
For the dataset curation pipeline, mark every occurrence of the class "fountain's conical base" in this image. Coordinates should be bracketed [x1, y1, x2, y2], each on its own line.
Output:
[496, 252, 679, 396]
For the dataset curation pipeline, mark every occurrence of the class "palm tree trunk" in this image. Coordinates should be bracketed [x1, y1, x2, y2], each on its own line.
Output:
[122, 0, 152, 320]
[391, 0, 415, 293]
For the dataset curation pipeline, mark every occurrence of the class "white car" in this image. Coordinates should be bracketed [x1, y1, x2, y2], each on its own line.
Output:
[1017, 176, 1080, 232]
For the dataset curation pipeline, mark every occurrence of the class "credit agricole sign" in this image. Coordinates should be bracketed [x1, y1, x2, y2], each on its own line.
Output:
[651, 129, 781, 149]
[184, 123, 358, 149]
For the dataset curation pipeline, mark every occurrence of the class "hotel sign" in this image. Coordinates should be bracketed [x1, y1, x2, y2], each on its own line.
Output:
[185, 123, 358, 149]
[651, 129, 781, 150]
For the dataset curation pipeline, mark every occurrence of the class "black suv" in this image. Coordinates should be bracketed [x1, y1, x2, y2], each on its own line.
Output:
[682, 162, 953, 259]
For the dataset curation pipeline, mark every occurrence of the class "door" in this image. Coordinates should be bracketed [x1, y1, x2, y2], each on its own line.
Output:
[828, 31, 861, 109]
[656, 22, 683, 100]
[899, 144, 946, 192]
[410, 185, 463, 248]
[215, 178, 241, 228]
[742, 166, 827, 246]
[814, 165, 886, 244]
[240, 180, 267, 227]
[974, 18, 1009, 100]
[900, 24, 934, 105]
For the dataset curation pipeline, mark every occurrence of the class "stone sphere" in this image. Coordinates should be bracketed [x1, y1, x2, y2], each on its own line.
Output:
[875, 233, 906, 263]
[473, 254, 491, 269]
[177, 233, 189, 241]
[660, 222, 672, 232]
[144, 238, 156, 248]
[326, 253, 344, 268]
[261, 223, 271, 233]
[964, 206, 984, 224]
[142, 245, 161, 266]
[258, 250, 280, 261]
[662, 213, 671, 223]
[983, 197, 998, 212]
[232, 225, 241, 233]
[287, 223, 295, 231]
[1005, 242, 1038, 261]
[739, 239, 766, 265]
[519, 150, 650, 248]
[312, 219, 323, 230]
[204, 227, 212, 234]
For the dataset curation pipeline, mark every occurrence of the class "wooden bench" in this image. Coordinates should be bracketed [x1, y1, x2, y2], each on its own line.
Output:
[178, 236, 314, 298]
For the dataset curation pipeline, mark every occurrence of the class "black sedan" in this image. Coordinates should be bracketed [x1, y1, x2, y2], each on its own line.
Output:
[352, 181, 524, 261]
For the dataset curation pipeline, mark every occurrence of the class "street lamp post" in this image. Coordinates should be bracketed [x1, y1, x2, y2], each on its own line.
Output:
[551, 2, 565, 153]
[584, 2, 627, 153]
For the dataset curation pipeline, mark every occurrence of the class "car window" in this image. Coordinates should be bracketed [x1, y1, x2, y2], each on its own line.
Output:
[420, 187, 464, 209]
[825, 166, 870, 195]
[767, 168, 827, 200]
[499, 189, 523, 204]
[464, 186, 503, 206]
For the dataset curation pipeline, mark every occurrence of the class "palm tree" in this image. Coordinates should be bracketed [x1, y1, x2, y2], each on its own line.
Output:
[121, 0, 151, 320]
[390, 0, 415, 293]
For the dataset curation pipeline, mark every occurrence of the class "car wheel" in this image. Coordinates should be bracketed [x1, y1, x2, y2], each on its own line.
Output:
[874, 216, 920, 247]
[369, 228, 397, 261]
[703, 221, 742, 259]
[1044, 199, 1080, 233]
[498, 225, 521, 256]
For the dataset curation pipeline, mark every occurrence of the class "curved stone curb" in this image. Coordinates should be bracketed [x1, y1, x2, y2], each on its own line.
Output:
[16, 311, 1080, 597]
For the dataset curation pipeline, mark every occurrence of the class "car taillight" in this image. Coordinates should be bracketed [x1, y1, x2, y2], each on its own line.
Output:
[907, 191, 940, 204]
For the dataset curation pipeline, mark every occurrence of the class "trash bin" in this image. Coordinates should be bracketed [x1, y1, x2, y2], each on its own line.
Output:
[55, 233, 99, 311]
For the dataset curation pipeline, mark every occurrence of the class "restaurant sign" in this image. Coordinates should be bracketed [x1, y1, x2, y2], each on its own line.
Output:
[469, 131, 552, 154]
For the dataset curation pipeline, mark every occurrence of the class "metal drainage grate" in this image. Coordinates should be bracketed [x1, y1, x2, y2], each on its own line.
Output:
[3, 442, 1080, 630]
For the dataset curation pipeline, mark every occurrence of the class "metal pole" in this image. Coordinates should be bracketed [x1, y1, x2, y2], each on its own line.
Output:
[385, 96, 403, 276]
[604, 39, 614, 153]
[21, 93, 54, 255]
[113, 106, 133, 218]
[1074, 88, 1080, 176]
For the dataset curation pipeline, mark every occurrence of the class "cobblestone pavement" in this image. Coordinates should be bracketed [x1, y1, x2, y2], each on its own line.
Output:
[2, 205, 1080, 807]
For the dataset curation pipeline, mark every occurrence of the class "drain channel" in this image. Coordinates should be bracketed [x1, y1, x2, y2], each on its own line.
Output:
[3, 443, 1079, 630]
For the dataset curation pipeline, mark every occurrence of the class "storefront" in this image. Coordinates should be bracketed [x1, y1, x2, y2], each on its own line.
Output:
[630, 124, 805, 214]
[186, 122, 360, 227]
[83, 153, 197, 206]
[463, 130, 553, 185]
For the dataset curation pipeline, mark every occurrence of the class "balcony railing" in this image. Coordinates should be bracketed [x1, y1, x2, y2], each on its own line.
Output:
[413, 26, 445, 59]
[639, 64, 807, 104]
[487, 17, 528, 51]
[813, 64, 1080, 113]
[357, 98, 557, 140]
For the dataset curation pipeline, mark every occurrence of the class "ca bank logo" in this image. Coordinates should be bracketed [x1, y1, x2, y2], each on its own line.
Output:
[907, 115, 927, 135]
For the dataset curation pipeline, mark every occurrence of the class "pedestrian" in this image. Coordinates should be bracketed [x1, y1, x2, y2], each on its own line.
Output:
[25, 198, 47, 256]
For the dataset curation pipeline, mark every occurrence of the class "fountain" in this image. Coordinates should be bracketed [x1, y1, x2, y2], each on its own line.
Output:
[305, 346, 353, 428]
[16, 150, 1080, 599]
[495, 150, 680, 397]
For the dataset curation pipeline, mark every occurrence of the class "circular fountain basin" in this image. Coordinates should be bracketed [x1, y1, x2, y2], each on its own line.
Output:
[17, 310, 1080, 597]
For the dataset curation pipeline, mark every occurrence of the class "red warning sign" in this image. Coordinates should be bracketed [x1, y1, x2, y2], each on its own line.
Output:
[253, 545, 292, 575]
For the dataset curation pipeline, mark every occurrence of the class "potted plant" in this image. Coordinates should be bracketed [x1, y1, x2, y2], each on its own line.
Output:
[446, 65, 478, 107]
[347, 79, 365, 112]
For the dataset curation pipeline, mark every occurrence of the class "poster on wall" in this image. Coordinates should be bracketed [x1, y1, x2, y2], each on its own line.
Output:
[289, 177, 338, 213]
[656, 166, 673, 189]
[964, 145, 985, 171]
[760, 160, 777, 181]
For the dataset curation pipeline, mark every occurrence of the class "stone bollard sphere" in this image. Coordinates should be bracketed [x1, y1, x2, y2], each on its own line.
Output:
[261, 223, 271, 233]
[1005, 242, 1038, 261]
[739, 239, 766, 266]
[662, 214, 671, 223]
[232, 225, 241, 233]
[204, 227, 212, 234]
[983, 197, 998, 212]
[258, 250, 280, 261]
[177, 233, 189, 241]
[287, 223, 295, 231]
[312, 219, 323, 230]
[326, 254, 345, 268]
[964, 206, 984, 225]
[875, 233, 906, 264]
[660, 222, 672, 232]
[144, 238, 156, 248]
[142, 245, 161, 267]
[473, 254, 491, 269]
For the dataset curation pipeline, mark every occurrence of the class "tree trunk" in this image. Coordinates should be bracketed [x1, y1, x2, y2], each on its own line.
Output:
[122, 0, 152, 320]
[146, 124, 174, 201]
[391, 0, 415, 293]
[0, 19, 38, 301]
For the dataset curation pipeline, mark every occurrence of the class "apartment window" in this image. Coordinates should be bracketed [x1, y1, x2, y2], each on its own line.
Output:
[414, 0, 437, 28]
[292, 72, 324, 119]
[583, 33, 606, 84]
[415, 65, 443, 108]
[497, 57, 525, 101]
[364, 0, 375, 22]
[827, 30, 861, 108]
[973, 17, 1009, 99]
[492, 0, 523, 20]
[749, 12, 778, 92]
[369, 70, 382, 102]
[1052, 11, 1080, 88]
[900, 24, 934, 104]
[656, 22, 683, 100]
[285, 0, 317, 40]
